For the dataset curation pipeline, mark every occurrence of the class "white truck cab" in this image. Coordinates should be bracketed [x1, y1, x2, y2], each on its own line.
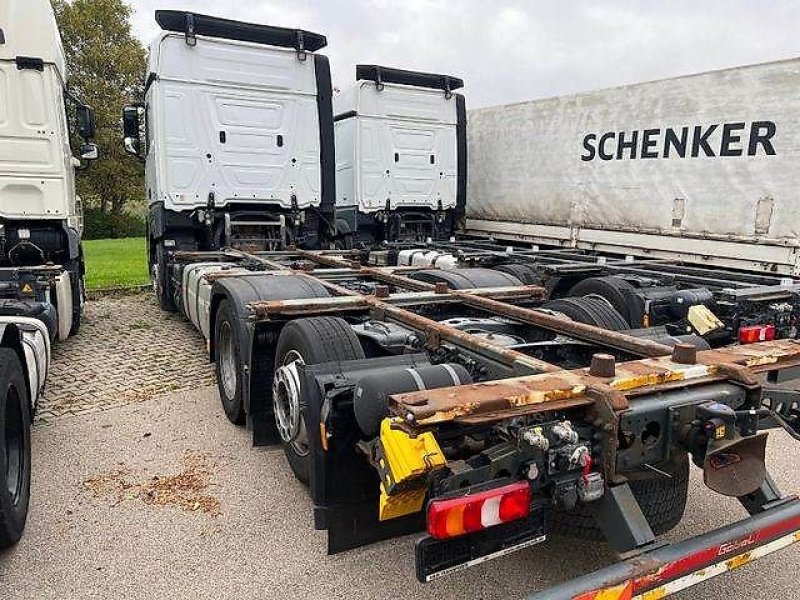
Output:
[123, 11, 334, 310]
[0, 0, 98, 338]
[333, 65, 466, 245]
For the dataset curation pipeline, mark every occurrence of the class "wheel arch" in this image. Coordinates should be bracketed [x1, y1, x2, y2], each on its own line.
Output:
[0, 324, 32, 413]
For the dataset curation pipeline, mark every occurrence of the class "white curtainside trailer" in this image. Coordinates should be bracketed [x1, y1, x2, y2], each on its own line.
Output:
[466, 57, 800, 275]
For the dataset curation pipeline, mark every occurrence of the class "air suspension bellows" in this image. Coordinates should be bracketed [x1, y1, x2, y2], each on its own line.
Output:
[353, 363, 472, 437]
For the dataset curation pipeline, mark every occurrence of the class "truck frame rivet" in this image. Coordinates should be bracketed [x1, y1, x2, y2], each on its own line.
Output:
[589, 353, 616, 378]
[672, 343, 697, 365]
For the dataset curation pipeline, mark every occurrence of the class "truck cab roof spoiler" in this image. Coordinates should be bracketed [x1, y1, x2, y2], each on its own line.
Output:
[154, 10, 327, 52]
[356, 64, 464, 92]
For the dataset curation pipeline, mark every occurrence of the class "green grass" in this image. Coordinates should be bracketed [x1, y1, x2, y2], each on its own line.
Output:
[83, 237, 149, 290]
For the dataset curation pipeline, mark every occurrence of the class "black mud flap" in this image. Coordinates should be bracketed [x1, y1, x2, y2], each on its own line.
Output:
[301, 355, 436, 553]
[415, 507, 547, 583]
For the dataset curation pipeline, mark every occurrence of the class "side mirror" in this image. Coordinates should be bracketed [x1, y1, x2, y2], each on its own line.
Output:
[124, 136, 140, 156]
[80, 142, 99, 161]
[122, 104, 145, 159]
[76, 104, 96, 140]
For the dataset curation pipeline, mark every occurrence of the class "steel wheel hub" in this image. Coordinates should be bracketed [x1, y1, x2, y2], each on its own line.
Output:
[273, 350, 309, 456]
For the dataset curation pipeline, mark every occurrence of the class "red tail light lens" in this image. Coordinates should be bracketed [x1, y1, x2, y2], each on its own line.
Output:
[427, 482, 531, 540]
[738, 324, 776, 344]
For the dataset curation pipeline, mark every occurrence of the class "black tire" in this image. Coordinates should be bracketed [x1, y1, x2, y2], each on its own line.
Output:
[568, 276, 644, 328]
[542, 296, 629, 331]
[494, 263, 540, 286]
[69, 274, 84, 336]
[214, 299, 246, 425]
[0, 348, 31, 548]
[154, 241, 176, 312]
[410, 268, 523, 290]
[274, 317, 365, 484]
[549, 454, 690, 541]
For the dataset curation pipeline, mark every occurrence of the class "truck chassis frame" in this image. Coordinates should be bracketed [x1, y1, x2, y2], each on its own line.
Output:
[170, 242, 800, 598]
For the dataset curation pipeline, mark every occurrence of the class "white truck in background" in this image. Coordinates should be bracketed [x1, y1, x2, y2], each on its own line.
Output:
[467, 57, 800, 275]
[122, 10, 333, 310]
[333, 65, 466, 246]
[0, 0, 95, 547]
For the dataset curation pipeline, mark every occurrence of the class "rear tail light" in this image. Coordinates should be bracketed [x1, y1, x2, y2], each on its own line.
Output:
[427, 482, 531, 540]
[738, 324, 776, 344]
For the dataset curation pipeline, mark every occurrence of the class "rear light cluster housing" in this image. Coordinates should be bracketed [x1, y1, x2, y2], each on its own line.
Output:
[738, 324, 776, 344]
[427, 481, 531, 540]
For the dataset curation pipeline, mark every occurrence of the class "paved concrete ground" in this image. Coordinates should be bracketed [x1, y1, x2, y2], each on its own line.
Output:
[0, 297, 798, 599]
[38, 293, 214, 422]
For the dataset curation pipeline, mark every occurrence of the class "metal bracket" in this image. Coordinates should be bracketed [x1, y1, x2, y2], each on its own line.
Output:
[588, 483, 657, 554]
[738, 473, 787, 515]
[295, 30, 307, 61]
[443, 75, 453, 99]
[375, 66, 384, 92]
[184, 13, 196, 46]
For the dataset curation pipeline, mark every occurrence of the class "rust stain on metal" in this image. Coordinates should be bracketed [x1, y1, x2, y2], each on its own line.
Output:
[391, 338, 800, 427]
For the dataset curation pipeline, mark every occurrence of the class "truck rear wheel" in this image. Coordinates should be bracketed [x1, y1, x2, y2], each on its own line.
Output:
[549, 454, 690, 542]
[0, 348, 31, 548]
[214, 299, 246, 425]
[542, 296, 629, 331]
[568, 276, 644, 328]
[273, 317, 364, 485]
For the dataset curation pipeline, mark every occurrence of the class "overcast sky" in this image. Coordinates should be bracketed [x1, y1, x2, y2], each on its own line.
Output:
[127, 0, 800, 108]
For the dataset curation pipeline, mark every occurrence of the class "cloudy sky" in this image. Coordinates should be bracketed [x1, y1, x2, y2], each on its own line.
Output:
[127, 0, 800, 108]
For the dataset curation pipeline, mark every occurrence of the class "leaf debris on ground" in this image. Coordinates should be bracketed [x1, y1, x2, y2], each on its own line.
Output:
[83, 452, 220, 516]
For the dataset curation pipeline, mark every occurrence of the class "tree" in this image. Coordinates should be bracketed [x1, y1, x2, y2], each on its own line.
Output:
[52, 0, 146, 236]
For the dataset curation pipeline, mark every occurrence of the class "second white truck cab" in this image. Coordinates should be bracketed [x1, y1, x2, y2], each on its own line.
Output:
[0, 0, 99, 338]
[333, 65, 466, 245]
[123, 10, 335, 310]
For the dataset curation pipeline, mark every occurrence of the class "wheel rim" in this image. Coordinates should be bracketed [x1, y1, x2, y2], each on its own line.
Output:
[218, 321, 237, 400]
[4, 384, 24, 504]
[273, 350, 309, 457]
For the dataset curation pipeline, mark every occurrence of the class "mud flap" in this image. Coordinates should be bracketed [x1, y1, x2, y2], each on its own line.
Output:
[704, 432, 768, 497]
[300, 355, 435, 553]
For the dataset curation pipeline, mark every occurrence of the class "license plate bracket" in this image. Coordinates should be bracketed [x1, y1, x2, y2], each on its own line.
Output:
[415, 506, 547, 582]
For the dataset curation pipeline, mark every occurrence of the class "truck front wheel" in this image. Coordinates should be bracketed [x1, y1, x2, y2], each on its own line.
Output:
[273, 317, 365, 485]
[0, 348, 31, 548]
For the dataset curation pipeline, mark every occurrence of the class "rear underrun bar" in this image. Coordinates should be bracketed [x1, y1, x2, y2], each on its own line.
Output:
[527, 498, 800, 600]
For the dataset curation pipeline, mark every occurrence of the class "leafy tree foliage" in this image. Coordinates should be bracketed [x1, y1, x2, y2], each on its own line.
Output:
[52, 0, 146, 234]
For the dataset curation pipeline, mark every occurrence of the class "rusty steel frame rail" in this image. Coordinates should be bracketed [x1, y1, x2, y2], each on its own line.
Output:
[293, 250, 674, 358]
[390, 338, 800, 428]
[249, 285, 548, 318]
[288, 272, 562, 374]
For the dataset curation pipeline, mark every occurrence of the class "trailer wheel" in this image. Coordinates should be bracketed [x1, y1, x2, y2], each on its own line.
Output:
[542, 296, 629, 331]
[0, 348, 31, 548]
[549, 454, 689, 542]
[494, 263, 540, 285]
[273, 317, 365, 484]
[568, 276, 644, 327]
[214, 300, 246, 425]
[410, 268, 523, 289]
[154, 241, 176, 312]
